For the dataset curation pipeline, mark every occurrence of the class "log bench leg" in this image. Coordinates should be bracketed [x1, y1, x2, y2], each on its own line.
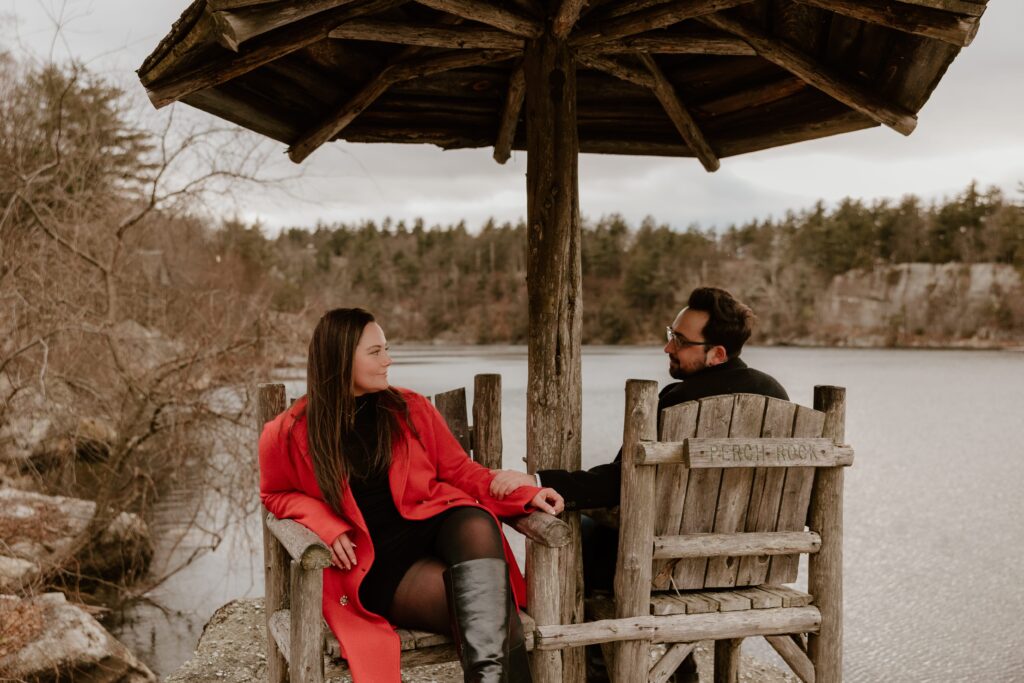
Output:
[713, 638, 742, 683]
[290, 560, 325, 683]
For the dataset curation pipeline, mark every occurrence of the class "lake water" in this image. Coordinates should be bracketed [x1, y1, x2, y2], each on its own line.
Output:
[111, 346, 1024, 682]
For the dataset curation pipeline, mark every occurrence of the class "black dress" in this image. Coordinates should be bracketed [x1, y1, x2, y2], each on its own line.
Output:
[346, 394, 451, 617]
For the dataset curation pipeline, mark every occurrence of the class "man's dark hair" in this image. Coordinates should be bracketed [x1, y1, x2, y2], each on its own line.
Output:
[687, 287, 755, 358]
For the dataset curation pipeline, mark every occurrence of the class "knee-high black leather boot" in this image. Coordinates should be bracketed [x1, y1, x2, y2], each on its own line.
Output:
[443, 558, 533, 683]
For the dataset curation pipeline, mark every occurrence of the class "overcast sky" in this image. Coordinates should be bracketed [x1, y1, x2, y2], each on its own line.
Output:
[4, 0, 1022, 233]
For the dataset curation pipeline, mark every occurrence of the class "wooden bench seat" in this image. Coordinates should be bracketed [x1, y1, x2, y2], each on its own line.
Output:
[586, 585, 812, 618]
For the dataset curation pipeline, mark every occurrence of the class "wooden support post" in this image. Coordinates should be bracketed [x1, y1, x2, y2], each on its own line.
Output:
[713, 638, 742, 683]
[258, 383, 289, 683]
[809, 386, 846, 682]
[611, 379, 659, 683]
[472, 374, 503, 469]
[289, 559, 325, 683]
[524, 21, 584, 683]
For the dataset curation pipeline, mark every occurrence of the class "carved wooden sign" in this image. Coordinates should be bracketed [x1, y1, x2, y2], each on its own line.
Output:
[683, 438, 853, 468]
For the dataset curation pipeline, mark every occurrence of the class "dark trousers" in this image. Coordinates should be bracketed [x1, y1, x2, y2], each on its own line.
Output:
[581, 514, 619, 595]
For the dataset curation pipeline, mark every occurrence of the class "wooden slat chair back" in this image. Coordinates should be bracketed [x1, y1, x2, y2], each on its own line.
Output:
[528, 382, 851, 683]
[257, 375, 570, 683]
[649, 393, 827, 592]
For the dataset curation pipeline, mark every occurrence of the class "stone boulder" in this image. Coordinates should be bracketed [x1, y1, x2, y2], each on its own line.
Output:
[0, 592, 155, 682]
[0, 488, 152, 592]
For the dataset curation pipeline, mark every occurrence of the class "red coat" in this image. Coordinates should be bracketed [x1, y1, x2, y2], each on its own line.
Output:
[259, 389, 541, 683]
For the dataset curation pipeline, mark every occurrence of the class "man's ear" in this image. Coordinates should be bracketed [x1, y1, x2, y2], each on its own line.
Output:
[706, 345, 729, 367]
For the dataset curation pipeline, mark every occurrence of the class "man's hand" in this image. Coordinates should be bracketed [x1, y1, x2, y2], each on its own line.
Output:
[530, 488, 564, 515]
[490, 470, 537, 499]
[330, 532, 358, 570]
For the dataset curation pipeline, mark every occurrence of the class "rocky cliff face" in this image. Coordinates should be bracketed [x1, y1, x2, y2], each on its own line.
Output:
[813, 263, 1023, 347]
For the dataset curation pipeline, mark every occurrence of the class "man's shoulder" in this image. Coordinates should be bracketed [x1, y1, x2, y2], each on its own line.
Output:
[659, 362, 788, 407]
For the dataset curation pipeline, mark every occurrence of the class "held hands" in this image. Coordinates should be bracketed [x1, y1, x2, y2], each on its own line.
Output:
[531, 487, 565, 515]
[490, 469, 564, 514]
[489, 470, 537, 499]
[329, 531, 358, 570]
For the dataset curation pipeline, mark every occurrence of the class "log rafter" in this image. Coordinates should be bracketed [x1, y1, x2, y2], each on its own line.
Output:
[579, 29, 755, 56]
[493, 63, 527, 164]
[329, 19, 525, 49]
[795, 0, 981, 47]
[894, 0, 985, 16]
[213, 0, 359, 51]
[638, 53, 719, 171]
[571, 0, 755, 47]
[288, 49, 518, 162]
[702, 12, 918, 135]
[143, 0, 407, 108]
[576, 53, 719, 172]
[413, 0, 543, 37]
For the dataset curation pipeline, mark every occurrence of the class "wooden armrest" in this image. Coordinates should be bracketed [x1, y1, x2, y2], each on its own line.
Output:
[510, 511, 571, 548]
[265, 513, 333, 570]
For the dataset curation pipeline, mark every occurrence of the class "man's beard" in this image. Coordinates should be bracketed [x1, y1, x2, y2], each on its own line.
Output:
[669, 356, 706, 380]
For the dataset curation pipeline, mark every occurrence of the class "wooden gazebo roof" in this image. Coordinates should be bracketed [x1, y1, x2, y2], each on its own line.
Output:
[138, 0, 987, 171]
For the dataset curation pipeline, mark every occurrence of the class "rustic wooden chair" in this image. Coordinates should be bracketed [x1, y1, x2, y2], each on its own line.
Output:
[530, 382, 852, 683]
[256, 375, 570, 683]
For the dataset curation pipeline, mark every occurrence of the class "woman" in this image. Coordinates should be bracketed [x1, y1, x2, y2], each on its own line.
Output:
[259, 308, 563, 683]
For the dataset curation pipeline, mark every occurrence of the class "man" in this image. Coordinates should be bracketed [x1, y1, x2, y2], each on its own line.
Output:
[491, 285, 788, 510]
[490, 286, 788, 682]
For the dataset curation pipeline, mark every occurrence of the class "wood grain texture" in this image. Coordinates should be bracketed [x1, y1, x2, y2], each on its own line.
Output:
[524, 26, 583, 682]
[650, 642, 697, 683]
[265, 514, 333, 570]
[329, 19, 525, 48]
[672, 395, 733, 588]
[214, 0, 359, 50]
[737, 398, 796, 585]
[766, 405, 824, 584]
[612, 380, 660, 683]
[471, 373, 503, 467]
[493, 63, 526, 164]
[714, 637, 742, 683]
[434, 386, 471, 453]
[639, 53, 720, 172]
[702, 13, 918, 135]
[414, 0, 542, 36]
[652, 531, 821, 559]
[796, 0, 981, 46]
[808, 386, 846, 683]
[572, 0, 755, 47]
[705, 394, 764, 587]
[289, 560, 325, 683]
[258, 383, 289, 683]
[533, 606, 821, 648]
[766, 634, 816, 683]
[651, 401, 699, 589]
[512, 511, 572, 548]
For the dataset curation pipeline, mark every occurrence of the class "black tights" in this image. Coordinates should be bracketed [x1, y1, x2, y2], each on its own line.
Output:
[388, 507, 507, 635]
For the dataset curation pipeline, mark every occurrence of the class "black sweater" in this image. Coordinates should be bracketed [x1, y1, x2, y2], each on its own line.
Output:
[537, 356, 788, 511]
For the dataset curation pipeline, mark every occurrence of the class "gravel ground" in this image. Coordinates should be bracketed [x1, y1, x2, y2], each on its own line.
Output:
[167, 599, 798, 683]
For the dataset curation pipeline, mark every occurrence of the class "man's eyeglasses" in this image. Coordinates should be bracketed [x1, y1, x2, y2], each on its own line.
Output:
[666, 327, 710, 348]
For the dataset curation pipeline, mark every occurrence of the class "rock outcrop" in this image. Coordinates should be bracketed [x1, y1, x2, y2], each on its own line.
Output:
[814, 263, 1023, 347]
[0, 488, 152, 593]
[0, 592, 156, 682]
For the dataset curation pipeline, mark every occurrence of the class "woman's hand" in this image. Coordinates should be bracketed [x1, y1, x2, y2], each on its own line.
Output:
[489, 470, 537, 499]
[530, 488, 565, 515]
[329, 532, 358, 570]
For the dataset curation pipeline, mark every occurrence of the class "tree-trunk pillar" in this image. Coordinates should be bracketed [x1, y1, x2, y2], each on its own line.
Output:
[524, 22, 584, 683]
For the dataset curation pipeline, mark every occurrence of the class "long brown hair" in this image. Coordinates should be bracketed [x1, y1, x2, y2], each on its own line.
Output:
[306, 308, 408, 517]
